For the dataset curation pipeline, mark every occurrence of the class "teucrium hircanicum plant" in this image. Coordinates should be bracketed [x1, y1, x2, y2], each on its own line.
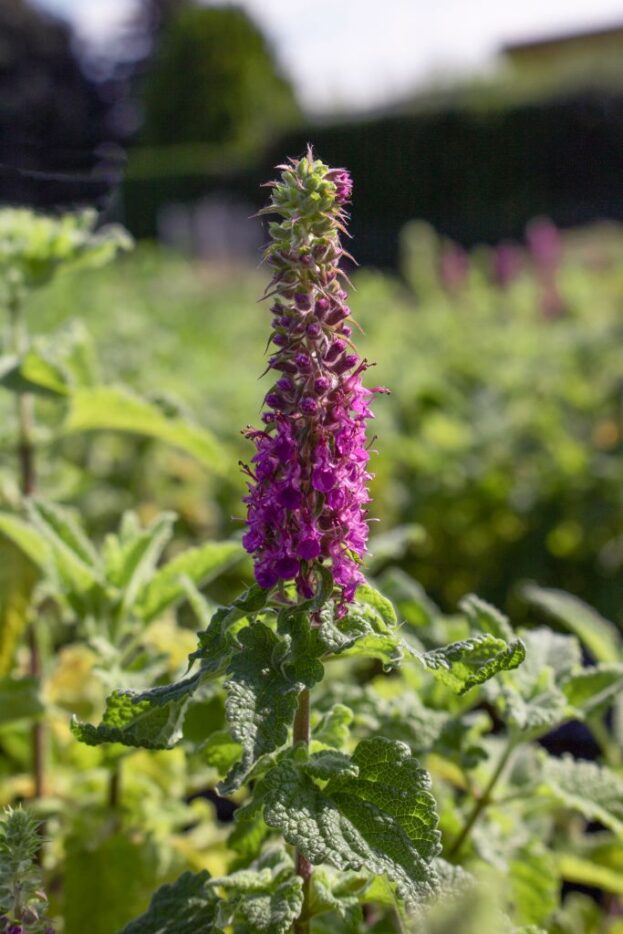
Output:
[75, 150, 529, 931]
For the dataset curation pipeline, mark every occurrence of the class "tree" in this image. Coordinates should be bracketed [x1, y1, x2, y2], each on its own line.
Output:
[0, 0, 116, 209]
[141, 4, 301, 156]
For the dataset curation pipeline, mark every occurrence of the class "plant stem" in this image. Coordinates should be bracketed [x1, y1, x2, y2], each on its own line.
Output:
[9, 297, 43, 799]
[292, 687, 311, 934]
[108, 762, 122, 809]
[448, 736, 517, 859]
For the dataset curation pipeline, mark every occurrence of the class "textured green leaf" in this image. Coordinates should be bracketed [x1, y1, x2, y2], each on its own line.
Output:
[0, 675, 44, 725]
[522, 583, 620, 664]
[312, 704, 354, 750]
[220, 622, 304, 793]
[276, 606, 325, 688]
[189, 584, 269, 649]
[485, 629, 581, 738]
[562, 664, 623, 717]
[71, 673, 202, 749]
[64, 385, 227, 473]
[137, 540, 244, 622]
[263, 736, 441, 905]
[307, 866, 365, 932]
[353, 582, 398, 630]
[335, 687, 450, 758]
[539, 754, 623, 836]
[119, 871, 218, 934]
[301, 750, 359, 781]
[73, 583, 258, 750]
[212, 851, 303, 934]
[412, 633, 525, 694]
[318, 596, 402, 666]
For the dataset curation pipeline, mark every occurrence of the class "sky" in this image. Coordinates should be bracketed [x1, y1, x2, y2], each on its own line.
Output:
[35, 0, 623, 113]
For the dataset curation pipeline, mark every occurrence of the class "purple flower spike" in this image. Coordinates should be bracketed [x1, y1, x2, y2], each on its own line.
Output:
[242, 148, 385, 609]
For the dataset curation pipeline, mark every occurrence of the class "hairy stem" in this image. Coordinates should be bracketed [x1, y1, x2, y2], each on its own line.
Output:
[292, 687, 311, 934]
[448, 736, 518, 859]
[10, 298, 43, 799]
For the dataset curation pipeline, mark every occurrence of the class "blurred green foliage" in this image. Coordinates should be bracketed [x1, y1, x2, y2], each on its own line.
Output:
[17, 222, 623, 622]
[1, 207, 623, 932]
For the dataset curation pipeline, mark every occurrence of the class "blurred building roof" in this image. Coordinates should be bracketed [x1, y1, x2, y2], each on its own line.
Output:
[501, 21, 623, 91]
[503, 22, 623, 56]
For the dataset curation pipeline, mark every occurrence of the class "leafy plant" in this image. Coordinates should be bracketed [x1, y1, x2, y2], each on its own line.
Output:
[0, 807, 52, 933]
[72, 152, 553, 932]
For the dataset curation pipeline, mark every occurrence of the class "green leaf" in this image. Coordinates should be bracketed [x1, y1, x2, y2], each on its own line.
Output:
[539, 754, 623, 836]
[220, 622, 304, 793]
[64, 385, 227, 473]
[137, 540, 244, 622]
[28, 499, 102, 598]
[263, 736, 441, 906]
[0, 512, 50, 568]
[71, 673, 202, 749]
[0, 675, 43, 725]
[277, 606, 325, 687]
[307, 866, 365, 932]
[212, 852, 303, 934]
[0, 348, 69, 397]
[301, 750, 359, 781]
[485, 629, 581, 739]
[561, 664, 623, 717]
[189, 583, 268, 645]
[412, 634, 526, 694]
[0, 535, 40, 675]
[507, 845, 558, 927]
[119, 871, 218, 934]
[201, 729, 243, 775]
[50, 320, 100, 388]
[556, 853, 623, 896]
[73, 587, 264, 753]
[104, 511, 175, 618]
[312, 704, 354, 750]
[229, 796, 269, 863]
[318, 596, 402, 667]
[354, 582, 398, 630]
[522, 583, 621, 664]
[29, 499, 99, 569]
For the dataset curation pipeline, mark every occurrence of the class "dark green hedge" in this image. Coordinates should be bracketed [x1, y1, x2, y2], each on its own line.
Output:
[122, 91, 623, 265]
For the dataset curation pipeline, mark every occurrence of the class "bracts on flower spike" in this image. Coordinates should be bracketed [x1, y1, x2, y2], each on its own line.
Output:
[242, 147, 387, 611]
